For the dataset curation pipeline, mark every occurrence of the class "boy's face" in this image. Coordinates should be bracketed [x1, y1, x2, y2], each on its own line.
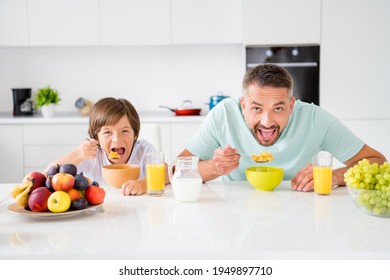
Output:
[240, 84, 295, 146]
[97, 115, 135, 163]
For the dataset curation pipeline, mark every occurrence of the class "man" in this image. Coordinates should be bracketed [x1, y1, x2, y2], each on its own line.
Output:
[178, 64, 386, 191]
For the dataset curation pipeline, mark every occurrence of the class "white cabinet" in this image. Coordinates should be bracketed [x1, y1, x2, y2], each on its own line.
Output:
[320, 0, 390, 119]
[23, 124, 89, 174]
[242, 0, 321, 45]
[100, 0, 171, 45]
[0, 125, 24, 183]
[170, 122, 201, 161]
[27, 0, 100, 46]
[0, 0, 29, 46]
[171, 0, 241, 44]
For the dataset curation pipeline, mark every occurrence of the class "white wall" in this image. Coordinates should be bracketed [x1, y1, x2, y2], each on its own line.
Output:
[0, 45, 245, 114]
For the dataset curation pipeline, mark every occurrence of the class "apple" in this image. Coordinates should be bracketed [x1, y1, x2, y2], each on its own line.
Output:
[28, 187, 52, 212]
[67, 188, 81, 202]
[52, 172, 75, 192]
[47, 191, 71, 213]
[85, 186, 105, 205]
[23, 171, 47, 190]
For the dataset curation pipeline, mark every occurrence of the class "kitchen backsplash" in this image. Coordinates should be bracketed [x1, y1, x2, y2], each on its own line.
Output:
[0, 45, 244, 114]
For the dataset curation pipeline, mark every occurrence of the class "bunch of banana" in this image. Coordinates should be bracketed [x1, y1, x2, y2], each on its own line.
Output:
[9, 180, 34, 208]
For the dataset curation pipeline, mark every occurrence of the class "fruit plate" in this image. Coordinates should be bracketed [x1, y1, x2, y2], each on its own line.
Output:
[7, 203, 103, 218]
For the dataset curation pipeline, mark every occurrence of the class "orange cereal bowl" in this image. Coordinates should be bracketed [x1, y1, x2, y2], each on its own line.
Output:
[246, 166, 284, 191]
[102, 164, 140, 188]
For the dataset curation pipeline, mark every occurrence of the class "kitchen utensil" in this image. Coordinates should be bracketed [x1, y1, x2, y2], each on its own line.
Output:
[241, 153, 273, 163]
[169, 156, 202, 202]
[159, 100, 202, 116]
[246, 166, 284, 191]
[102, 164, 140, 188]
[206, 92, 230, 110]
[12, 88, 34, 116]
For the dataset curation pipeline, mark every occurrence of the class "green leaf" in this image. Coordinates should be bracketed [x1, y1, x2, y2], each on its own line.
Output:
[34, 86, 61, 108]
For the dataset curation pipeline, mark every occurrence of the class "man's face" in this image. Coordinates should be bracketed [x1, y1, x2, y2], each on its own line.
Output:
[240, 84, 295, 146]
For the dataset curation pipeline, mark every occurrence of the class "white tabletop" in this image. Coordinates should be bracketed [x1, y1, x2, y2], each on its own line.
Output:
[1, 181, 390, 260]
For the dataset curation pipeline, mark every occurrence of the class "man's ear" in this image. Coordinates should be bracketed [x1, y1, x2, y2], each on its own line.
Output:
[289, 96, 295, 115]
[240, 97, 246, 110]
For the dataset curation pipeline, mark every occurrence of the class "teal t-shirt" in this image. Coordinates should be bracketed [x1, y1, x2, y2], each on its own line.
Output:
[187, 98, 364, 181]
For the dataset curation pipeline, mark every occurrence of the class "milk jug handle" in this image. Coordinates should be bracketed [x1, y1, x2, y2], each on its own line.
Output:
[168, 162, 176, 183]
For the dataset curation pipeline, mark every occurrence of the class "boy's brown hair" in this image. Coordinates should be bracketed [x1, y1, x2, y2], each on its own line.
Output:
[88, 97, 140, 141]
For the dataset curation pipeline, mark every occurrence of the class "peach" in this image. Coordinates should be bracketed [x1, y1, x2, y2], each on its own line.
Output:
[52, 173, 75, 192]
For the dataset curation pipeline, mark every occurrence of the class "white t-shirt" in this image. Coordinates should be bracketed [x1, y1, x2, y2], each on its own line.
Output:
[77, 139, 157, 184]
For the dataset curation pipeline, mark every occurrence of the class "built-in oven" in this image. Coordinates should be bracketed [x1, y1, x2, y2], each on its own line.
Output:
[246, 46, 320, 105]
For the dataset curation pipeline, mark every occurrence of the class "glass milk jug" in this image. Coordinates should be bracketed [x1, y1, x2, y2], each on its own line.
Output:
[169, 156, 202, 202]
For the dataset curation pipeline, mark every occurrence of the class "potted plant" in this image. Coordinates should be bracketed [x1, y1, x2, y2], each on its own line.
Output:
[34, 86, 61, 118]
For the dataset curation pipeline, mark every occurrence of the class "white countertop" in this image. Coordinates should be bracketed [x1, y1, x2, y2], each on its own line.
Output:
[1, 181, 390, 260]
[0, 111, 206, 124]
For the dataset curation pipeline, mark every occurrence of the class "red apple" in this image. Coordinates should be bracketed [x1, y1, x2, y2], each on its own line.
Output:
[85, 186, 105, 205]
[52, 173, 75, 192]
[67, 188, 81, 202]
[28, 187, 52, 212]
[23, 171, 47, 189]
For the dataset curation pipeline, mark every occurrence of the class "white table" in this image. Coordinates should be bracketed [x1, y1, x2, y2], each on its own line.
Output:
[1, 181, 390, 260]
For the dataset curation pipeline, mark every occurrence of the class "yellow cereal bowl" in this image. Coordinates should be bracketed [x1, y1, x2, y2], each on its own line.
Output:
[102, 164, 140, 188]
[246, 166, 284, 191]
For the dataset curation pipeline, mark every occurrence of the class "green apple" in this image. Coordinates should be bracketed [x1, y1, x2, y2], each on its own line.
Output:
[48, 191, 71, 213]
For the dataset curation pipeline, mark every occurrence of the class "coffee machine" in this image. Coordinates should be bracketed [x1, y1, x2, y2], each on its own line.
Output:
[12, 88, 34, 116]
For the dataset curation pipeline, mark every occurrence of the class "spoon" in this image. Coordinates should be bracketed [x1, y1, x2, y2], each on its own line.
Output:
[241, 152, 274, 163]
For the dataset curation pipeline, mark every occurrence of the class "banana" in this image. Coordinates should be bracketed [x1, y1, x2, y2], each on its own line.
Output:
[14, 182, 33, 208]
[9, 180, 33, 199]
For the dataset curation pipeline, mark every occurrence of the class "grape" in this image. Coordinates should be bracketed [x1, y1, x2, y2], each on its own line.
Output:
[345, 160, 390, 216]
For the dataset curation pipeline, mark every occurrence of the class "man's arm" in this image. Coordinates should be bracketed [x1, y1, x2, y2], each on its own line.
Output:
[178, 145, 241, 182]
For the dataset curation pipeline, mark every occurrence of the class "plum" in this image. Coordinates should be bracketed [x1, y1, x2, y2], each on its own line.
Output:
[59, 163, 77, 176]
[73, 172, 89, 191]
[71, 198, 88, 210]
[47, 164, 60, 176]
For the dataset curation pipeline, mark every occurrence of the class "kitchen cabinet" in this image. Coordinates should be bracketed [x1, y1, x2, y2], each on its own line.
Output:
[0, 119, 202, 182]
[100, 0, 171, 45]
[320, 0, 390, 119]
[0, 125, 24, 183]
[0, 0, 29, 46]
[171, 0, 241, 44]
[242, 0, 321, 45]
[27, 0, 100, 46]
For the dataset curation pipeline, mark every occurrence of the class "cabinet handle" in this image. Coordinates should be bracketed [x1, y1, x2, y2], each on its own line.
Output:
[247, 62, 318, 68]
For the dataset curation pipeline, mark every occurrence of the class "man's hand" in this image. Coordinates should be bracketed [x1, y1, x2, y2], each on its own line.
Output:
[291, 163, 314, 191]
[213, 144, 240, 176]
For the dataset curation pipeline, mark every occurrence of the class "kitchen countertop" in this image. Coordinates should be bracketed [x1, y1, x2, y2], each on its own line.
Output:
[1, 180, 390, 260]
[0, 111, 206, 124]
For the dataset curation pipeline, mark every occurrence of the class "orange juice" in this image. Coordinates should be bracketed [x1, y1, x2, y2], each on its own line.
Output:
[146, 164, 165, 194]
[313, 166, 332, 195]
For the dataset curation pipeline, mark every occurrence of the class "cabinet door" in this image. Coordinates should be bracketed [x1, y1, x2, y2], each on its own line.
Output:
[100, 0, 170, 45]
[27, 0, 100, 46]
[170, 122, 201, 162]
[0, 0, 29, 46]
[0, 125, 24, 183]
[171, 0, 241, 44]
[242, 0, 321, 45]
[320, 0, 390, 119]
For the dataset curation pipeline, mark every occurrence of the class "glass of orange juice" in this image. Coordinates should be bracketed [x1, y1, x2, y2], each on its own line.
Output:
[313, 152, 333, 195]
[146, 152, 165, 196]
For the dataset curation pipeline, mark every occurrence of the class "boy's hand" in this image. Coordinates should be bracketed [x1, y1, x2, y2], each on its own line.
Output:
[120, 179, 147, 196]
[77, 139, 99, 161]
